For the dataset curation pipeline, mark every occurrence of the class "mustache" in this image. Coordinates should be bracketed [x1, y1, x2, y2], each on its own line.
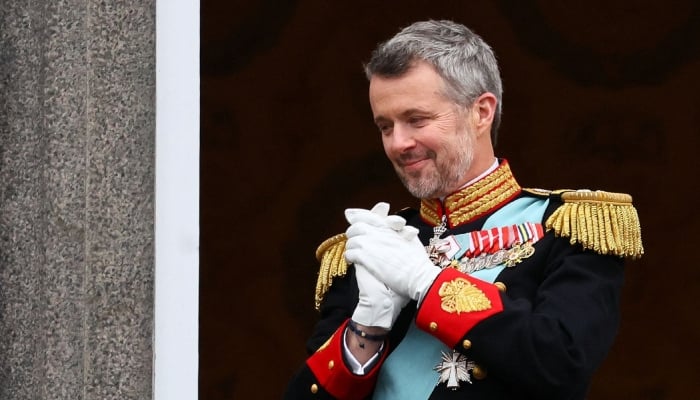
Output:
[396, 151, 435, 167]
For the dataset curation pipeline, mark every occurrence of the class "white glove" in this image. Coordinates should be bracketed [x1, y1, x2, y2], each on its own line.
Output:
[344, 202, 411, 328]
[344, 202, 407, 232]
[344, 202, 415, 239]
[352, 264, 409, 329]
[345, 221, 441, 304]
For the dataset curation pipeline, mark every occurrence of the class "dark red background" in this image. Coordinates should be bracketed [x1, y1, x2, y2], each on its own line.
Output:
[200, 1, 700, 398]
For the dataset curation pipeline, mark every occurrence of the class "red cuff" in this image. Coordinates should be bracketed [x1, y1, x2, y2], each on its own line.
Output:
[306, 319, 386, 399]
[416, 268, 503, 347]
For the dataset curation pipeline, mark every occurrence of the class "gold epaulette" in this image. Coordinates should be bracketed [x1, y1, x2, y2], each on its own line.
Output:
[314, 233, 348, 310]
[542, 189, 644, 259]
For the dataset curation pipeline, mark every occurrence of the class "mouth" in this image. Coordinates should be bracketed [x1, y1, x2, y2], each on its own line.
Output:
[399, 157, 429, 173]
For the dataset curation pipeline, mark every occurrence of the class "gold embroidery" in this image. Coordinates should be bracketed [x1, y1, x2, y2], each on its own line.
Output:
[439, 278, 492, 314]
[420, 161, 522, 227]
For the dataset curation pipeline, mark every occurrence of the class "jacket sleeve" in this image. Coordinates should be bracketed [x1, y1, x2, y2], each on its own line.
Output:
[283, 267, 386, 399]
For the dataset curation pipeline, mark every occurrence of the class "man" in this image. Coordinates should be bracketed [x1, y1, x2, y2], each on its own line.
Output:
[284, 20, 643, 400]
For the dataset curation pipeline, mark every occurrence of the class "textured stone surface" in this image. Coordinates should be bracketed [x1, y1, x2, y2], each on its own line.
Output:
[0, 1, 155, 399]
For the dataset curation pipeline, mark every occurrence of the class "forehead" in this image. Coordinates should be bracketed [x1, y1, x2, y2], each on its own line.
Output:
[368, 62, 451, 117]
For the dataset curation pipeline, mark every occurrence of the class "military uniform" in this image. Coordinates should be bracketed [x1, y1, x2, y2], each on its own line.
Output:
[284, 160, 643, 400]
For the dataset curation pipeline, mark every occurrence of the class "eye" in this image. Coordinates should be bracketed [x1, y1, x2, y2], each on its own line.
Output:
[408, 116, 428, 126]
[377, 124, 393, 135]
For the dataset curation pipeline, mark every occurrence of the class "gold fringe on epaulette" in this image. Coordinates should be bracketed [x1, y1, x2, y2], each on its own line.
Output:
[314, 233, 348, 310]
[545, 190, 644, 259]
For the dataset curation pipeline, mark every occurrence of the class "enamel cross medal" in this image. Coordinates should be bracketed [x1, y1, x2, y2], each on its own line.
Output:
[435, 351, 475, 389]
[426, 215, 451, 268]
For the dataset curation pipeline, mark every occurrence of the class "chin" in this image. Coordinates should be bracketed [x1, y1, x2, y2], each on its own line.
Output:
[403, 181, 438, 199]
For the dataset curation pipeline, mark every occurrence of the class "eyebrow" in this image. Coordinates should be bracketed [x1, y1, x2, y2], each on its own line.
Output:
[373, 108, 432, 125]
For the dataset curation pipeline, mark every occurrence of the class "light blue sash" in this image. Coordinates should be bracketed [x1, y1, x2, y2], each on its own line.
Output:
[372, 196, 549, 399]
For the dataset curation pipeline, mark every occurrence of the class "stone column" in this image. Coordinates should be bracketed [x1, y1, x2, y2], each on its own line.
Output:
[0, 1, 155, 399]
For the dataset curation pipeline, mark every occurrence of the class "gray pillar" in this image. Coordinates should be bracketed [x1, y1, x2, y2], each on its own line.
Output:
[0, 1, 155, 399]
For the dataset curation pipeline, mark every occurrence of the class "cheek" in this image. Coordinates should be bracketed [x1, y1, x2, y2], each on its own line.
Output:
[381, 136, 395, 157]
[421, 135, 447, 154]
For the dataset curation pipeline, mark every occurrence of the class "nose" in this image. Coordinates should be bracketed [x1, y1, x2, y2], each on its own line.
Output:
[384, 124, 416, 154]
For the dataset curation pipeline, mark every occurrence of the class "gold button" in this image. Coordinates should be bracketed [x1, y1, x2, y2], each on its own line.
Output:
[472, 364, 487, 380]
[494, 282, 506, 292]
[328, 360, 334, 370]
[462, 339, 472, 350]
[429, 322, 438, 331]
[310, 383, 318, 394]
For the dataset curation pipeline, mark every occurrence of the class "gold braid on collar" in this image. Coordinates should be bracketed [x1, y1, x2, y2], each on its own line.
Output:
[540, 189, 644, 259]
[421, 160, 522, 228]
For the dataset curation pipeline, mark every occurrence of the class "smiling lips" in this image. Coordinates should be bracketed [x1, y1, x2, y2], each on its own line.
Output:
[398, 154, 431, 173]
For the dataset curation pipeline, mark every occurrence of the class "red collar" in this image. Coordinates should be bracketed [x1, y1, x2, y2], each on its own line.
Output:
[419, 160, 522, 228]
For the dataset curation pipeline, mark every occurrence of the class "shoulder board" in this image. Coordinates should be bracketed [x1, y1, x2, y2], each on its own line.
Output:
[522, 188, 554, 198]
[314, 233, 348, 310]
[543, 189, 643, 259]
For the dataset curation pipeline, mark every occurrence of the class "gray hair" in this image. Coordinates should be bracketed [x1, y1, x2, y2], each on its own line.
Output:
[364, 20, 503, 144]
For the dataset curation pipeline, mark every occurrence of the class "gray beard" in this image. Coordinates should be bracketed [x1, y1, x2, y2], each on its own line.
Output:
[397, 156, 472, 199]
[397, 144, 474, 199]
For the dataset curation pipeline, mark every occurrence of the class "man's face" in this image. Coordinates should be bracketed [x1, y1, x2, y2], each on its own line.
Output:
[369, 62, 476, 199]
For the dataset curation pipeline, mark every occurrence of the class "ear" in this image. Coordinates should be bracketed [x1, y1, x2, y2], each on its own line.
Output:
[470, 92, 497, 138]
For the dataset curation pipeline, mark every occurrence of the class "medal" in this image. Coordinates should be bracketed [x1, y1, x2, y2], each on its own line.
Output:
[434, 350, 475, 389]
[428, 222, 541, 388]
[454, 240, 536, 273]
[426, 215, 451, 267]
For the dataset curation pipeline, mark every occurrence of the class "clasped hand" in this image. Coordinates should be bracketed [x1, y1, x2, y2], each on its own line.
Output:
[344, 203, 407, 329]
[344, 203, 441, 325]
